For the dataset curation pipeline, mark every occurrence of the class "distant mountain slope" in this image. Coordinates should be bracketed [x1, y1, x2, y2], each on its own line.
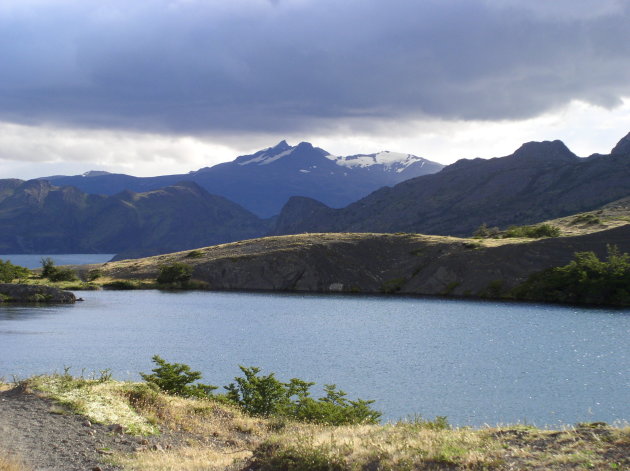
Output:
[0, 180, 267, 256]
[273, 133, 630, 237]
[40, 141, 444, 217]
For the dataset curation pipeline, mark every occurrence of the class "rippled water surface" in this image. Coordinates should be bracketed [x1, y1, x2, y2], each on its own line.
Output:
[1, 289, 628, 426]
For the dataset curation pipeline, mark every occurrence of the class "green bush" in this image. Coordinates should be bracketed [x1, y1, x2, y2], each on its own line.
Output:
[474, 223, 561, 239]
[140, 355, 217, 398]
[47, 267, 78, 282]
[39, 257, 77, 282]
[102, 280, 137, 290]
[473, 223, 500, 238]
[225, 366, 381, 425]
[40, 257, 56, 278]
[86, 269, 103, 281]
[186, 250, 204, 259]
[513, 245, 630, 305]
[0, 259, 30, 283]
[140, 356, 381, 425]
[502, 223, 561, 238]
[156, 263, 193, 285]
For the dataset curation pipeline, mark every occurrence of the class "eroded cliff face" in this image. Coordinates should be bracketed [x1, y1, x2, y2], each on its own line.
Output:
[92, 226, 630, 299]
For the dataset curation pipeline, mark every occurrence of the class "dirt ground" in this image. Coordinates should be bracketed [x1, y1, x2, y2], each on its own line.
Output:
[0, 385, 165, 471]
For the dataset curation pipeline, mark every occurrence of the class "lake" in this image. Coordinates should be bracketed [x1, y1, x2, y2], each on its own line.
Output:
[0, 254, 115, 269]
[1, 289, 628, 427]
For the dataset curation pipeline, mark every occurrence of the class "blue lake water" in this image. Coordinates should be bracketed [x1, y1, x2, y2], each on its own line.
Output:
[1, 289, 628, 427]
[0, 254, 115, 269]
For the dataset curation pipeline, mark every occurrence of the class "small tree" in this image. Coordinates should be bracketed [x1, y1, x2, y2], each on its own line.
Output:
[39, 257, 77, 281]
[41, 257, 55, 278]
[140, 355, 216, 398]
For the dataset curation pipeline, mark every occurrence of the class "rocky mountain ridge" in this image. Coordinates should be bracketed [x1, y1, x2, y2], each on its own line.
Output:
[272, 133, 630, 237]
[40, 140, 444, 217]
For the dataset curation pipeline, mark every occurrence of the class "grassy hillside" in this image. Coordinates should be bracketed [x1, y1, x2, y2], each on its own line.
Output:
[2, 373, 628, 471]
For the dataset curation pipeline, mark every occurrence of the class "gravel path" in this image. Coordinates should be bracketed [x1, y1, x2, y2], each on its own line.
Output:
[0, 385, 145, 471]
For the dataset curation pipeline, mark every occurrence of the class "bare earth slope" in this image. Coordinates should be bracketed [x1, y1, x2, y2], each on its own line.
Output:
[0, 385, 131, 471]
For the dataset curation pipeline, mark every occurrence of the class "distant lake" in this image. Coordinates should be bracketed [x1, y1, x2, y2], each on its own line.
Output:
[0, 290, 628, 427]
[0, 254, 115, 269]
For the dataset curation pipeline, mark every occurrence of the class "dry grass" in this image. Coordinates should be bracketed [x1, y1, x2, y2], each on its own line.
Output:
[487, 424, 630, 470]
[23, 375, 630, 471]
[0, 454, 29, 471]
[27, 376, 159, 435]
[252, 421, 503, 470]
[115, 446, 252, 471]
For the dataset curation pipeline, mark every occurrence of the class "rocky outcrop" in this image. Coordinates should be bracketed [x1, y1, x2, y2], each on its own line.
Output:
[94, 226, 630, 299]
[0, 284, 76, 303]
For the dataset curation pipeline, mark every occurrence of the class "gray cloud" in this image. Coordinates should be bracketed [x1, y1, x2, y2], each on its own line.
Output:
[0, 0, 629, 136]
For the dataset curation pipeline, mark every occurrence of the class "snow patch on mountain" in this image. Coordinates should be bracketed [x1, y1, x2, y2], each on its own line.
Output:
[239, 148, 295, 166]
[328, 151, 426, 173]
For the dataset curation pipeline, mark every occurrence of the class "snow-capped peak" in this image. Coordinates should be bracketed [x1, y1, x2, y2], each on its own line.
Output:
[237, 140, 296, 166]
[327, 151, 427, 173]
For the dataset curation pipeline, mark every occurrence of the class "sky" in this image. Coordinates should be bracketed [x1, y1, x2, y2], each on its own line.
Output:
[1, 0, 630, 179]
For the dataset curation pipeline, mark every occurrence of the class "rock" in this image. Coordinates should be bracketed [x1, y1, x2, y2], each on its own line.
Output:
[150, 443, 164, 452]
[82, 420, 92, 427]
[0, 283, 76, 304]
[107, 424, 124, 434]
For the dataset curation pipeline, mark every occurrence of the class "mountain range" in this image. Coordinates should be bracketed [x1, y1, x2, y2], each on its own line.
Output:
[0, 179, 266, 258]
[2, 132, 630, 259]
[273, 132, 630, 237]
[41, 141, 444, 218]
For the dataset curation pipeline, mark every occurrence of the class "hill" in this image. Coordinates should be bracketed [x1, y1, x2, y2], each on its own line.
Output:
[41, 141, 444, 217]
[0, 180, 267, 257]
[272, 132, 630, 236]
[84, 225, 630, 301]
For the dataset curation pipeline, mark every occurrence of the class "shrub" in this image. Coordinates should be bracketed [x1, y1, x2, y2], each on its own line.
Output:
[140, 355, 217, 398]
[513, 245, 630, 305]
[0, 259, 30, 283]
[40, 257, 77, 282]
[86, 269, 103, 281]
[502, 223, 560, 238]
[47, 267, 78, 282]
[186, 250, 204, 259]
[103, 280, 137, 290]
[40, 257, 56, 278]
[225, 366, 381, 425]
[156, 263, 193, 285]
[473, 223, 500, 238]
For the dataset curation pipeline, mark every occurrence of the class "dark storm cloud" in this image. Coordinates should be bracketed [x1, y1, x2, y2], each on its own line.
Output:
[0, 0, 629, 135]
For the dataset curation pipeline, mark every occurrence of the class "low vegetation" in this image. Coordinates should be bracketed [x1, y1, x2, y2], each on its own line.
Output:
[5, 360, 628, 471]
[40, 257, 78, 282]
[156, 262, 193, 286]
[474, 223, 561, 239]
[141, 357, 381, 426]
[0, 260, 30, 283]
[514, 245, 630, 305]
